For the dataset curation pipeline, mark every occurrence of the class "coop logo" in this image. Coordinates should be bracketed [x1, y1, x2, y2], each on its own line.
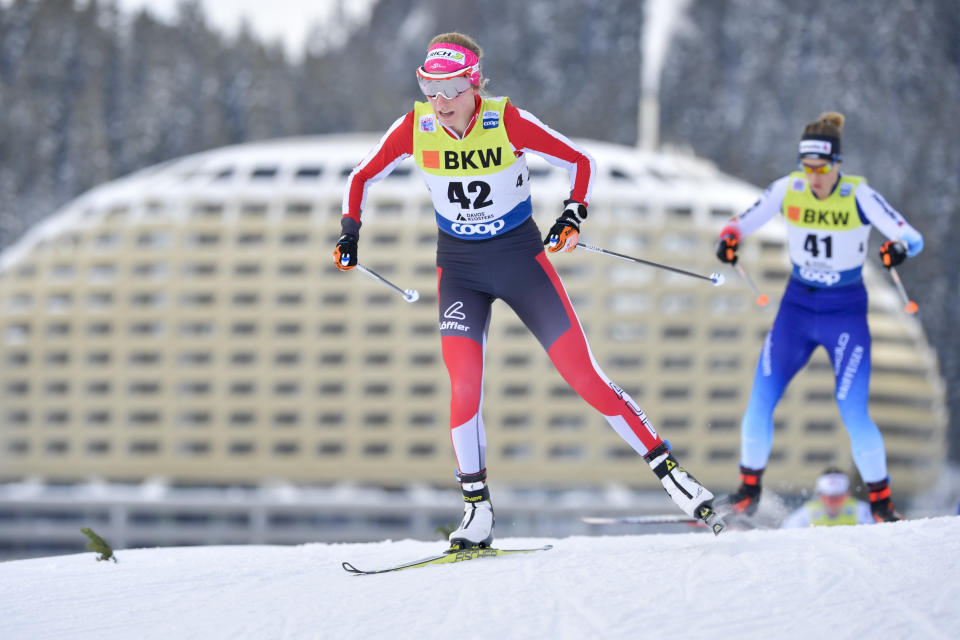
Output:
[798, 268, 841, 286]
[482, 110, 500, 129]
[451, 220, 505, 236]
[439, 301, 469, 332]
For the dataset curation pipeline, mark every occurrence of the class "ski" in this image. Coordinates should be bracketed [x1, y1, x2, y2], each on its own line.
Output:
[581, 514, 703, 525]
[342, 544, 553, 575]
[582, 512, 757, 531]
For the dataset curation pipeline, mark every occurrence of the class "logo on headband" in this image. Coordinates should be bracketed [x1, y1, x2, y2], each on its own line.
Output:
[799, 139, 832, 156]
[427, 48, 467, 63]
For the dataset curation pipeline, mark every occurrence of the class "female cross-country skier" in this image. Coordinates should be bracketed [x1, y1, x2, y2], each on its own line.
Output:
[334, 32, 725, 547]
[716, 111, 924, 522]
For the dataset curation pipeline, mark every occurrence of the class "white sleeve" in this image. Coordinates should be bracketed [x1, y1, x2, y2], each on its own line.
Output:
[854, 182, 924, 254]
[724, 176, 790, 238]
[781, 506, 811, 528]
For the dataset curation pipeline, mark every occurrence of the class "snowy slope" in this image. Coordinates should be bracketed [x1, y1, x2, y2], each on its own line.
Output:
[0, 516, 957, 640]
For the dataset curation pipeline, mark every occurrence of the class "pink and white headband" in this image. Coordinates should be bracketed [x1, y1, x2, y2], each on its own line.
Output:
[419, 42, 481, 84]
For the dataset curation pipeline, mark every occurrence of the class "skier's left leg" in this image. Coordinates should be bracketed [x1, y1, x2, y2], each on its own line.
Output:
[823, 312, 901, 521]
[503, 252, 719, 524]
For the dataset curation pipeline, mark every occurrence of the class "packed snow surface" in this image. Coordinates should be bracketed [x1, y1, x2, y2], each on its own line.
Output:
[1, 516, 957, 640]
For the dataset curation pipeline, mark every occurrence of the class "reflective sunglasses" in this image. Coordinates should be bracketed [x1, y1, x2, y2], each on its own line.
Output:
[799, 161, 835, 175]
[416, 65, 477, 99]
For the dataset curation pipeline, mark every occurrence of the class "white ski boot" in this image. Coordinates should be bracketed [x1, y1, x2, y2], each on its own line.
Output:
[449, 470, 495, 548]
[644, 443, 726, 535]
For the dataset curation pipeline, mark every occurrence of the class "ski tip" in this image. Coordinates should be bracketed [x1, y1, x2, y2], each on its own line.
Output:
[342, 561, 360, 573]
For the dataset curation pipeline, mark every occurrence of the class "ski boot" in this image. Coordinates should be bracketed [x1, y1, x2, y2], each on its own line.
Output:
[867, 477, 903, 522]
[449, 469, 495, 549]
[725, 465, 764, 516]
[644, 443, 726, 535]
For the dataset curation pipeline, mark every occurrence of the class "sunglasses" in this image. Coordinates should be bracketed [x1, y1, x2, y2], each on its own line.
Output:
[416, 65, 477, 100]
[799, 161, 835, 175]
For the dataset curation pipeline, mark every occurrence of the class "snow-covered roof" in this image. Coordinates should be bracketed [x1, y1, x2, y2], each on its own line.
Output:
[0, 134, 765, 272]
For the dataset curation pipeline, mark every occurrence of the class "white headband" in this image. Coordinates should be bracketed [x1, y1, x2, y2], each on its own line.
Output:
[815, 472, 850, 496]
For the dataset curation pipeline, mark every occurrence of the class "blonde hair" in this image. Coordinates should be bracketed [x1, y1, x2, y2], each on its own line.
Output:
[802, 111, 845, 139]
[428, 32, 489, 90]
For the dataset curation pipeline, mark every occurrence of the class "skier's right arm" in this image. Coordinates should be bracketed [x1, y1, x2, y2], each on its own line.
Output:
[335, 112, 414, 270]
[716, 176, 789, 264]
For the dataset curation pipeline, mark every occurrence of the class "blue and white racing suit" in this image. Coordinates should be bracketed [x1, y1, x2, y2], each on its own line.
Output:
[721, 172, 923, 483]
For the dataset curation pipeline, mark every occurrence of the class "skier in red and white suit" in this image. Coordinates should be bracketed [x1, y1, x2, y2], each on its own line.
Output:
[334, 32, 724, 547]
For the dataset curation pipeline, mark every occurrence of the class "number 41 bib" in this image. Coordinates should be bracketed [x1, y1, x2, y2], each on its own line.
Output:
[781, 172, 870, 287]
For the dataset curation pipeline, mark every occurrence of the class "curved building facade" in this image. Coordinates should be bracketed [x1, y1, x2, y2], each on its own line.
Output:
[0, 135, 947, 495]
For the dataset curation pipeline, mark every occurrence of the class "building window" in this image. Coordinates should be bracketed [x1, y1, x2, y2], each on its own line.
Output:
[130, 441, 161, 455]
[177, 441, 211, 456]
[179, 322, 214, 337]
[178, 411, 211, 427]
[180, 292, 215, 307]
[234, 263, 261, 277]
[294, 167, 323, 180]
[179, 381, 211, 396]
[129, 411, 161, 426]
[86, 411, 111, 426]
[251, 167, 278, 180]
[132, 262, 169, 278]
[129, 322, 163, 336]
[273, 441, 300, 456]
[182, 262, 217, 277]
[230, 382, 256, 396]
[229, 441, 255, 456]
[129, 381, 161, 395]
[179, 352, 212, 366]
[273, 412, 299, 426]
[86, 441, 111, 455]
[229, 412, 256, 427]
[317, 442, 344, 457]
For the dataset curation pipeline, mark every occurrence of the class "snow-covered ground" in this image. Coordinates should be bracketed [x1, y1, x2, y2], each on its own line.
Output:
[0, 516, 957, 640]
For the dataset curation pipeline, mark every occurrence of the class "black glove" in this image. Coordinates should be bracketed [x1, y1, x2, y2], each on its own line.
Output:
[544, 200, 588, 253]
[716, 233, 739, 264]
[333, 233, 358, 270]
[879, 240, 907, 269]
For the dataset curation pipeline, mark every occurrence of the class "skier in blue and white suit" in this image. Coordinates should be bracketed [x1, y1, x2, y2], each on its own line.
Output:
[715, 112, 924, 523]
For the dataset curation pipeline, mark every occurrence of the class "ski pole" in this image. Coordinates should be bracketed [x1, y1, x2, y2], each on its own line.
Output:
[887, 266, 918, 314]
[733, 263, 770, 307]
[576, 240, 725, 286]
[355, 264, 420, 303]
